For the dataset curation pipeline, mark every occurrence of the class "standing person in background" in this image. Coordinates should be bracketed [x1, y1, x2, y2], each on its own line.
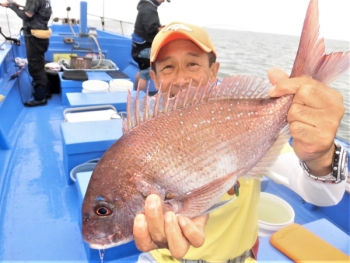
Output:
[131, 0, 170, 91]
[0, 0, 52, 107]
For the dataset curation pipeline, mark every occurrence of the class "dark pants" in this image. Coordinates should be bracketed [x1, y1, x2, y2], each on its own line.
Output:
[25, 36, 49, 100]
[131, 41, 151, 70]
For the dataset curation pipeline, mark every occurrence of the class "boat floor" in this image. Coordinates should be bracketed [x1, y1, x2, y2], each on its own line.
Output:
[0, 94, 345, 262]
[0, 95, 88, 262]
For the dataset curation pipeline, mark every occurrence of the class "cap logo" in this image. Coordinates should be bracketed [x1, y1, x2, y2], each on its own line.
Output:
[164, 24, 193, 33]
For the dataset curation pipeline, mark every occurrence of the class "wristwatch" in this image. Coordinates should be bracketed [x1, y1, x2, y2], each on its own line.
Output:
[300, 143, 349, 184]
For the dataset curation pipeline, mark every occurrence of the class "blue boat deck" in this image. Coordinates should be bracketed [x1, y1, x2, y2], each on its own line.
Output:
[0, 95, 86, 261]
[0, 95, 134, 262]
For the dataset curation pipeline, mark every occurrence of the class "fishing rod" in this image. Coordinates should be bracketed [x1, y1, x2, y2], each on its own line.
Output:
[0, 0, 24, 8]
[0, 27, 20, 48]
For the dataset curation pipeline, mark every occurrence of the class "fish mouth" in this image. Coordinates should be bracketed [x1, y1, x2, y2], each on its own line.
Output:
[88, 236, 134, 250]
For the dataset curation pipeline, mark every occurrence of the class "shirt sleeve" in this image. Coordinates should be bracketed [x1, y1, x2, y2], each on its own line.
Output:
[23, 0, 37, 15]
[267, 144, 346, 206]
[140, 9, 160, 40]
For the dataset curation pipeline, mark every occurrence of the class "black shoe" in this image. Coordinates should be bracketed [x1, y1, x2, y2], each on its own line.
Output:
[24, 98, 47, 107]
[31, 92, 52, 99]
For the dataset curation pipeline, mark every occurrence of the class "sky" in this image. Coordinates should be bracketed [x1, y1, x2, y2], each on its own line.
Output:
[2, 0, 350, 41]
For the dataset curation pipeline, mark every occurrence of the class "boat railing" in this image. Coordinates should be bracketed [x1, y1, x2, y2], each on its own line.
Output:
[48, 1, 134, 38]
[87, 13, 134, 37]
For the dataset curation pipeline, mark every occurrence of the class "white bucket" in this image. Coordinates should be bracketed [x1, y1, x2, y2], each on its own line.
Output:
[257, 192, 295, 237]
[82, 80, 109, 92]
[109, 79, 133, 92]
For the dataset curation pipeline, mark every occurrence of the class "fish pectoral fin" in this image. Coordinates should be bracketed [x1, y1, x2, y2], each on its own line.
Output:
[246, 125, 290, 177]
[201, 197, 237, 215]
[175, 171, 239, 217]
[129, 172, 165, 198]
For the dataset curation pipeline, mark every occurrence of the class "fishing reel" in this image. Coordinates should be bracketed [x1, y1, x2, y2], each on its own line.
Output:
[0, 27, 21, 46]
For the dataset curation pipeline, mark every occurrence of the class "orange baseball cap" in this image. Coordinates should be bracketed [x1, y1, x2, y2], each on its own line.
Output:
[150, 21, 217, 64]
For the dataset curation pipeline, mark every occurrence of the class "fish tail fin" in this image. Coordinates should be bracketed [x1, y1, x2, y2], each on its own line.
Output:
[291, 0, 350, 84]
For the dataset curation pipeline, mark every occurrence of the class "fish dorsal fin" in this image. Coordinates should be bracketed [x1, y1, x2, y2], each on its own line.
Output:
[245, 125, 291, 178]
[122, 75, 272, 133]
[291, 0, 350, 84]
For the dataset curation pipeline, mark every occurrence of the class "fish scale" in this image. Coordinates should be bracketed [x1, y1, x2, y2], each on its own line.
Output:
[140, 98, 287, 187]
[82, 0, 350, 249]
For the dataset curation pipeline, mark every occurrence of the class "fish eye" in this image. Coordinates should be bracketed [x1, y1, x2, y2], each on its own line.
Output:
[94, 206, 112, 216]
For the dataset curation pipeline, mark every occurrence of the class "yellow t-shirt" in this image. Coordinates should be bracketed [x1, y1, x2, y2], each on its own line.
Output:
[150, 177, 261, 262]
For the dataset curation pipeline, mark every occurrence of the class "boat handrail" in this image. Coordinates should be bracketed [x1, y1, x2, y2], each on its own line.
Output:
[87, 13, 134, 36]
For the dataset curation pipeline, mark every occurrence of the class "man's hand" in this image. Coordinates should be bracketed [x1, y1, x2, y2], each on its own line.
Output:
[133, 194, 208, 259]
[0, 2, 9, 7]
[267, 67, 344, 176]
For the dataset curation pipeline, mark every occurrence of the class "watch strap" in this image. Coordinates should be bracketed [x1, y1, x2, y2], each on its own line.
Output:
[300, 144, 348, 184]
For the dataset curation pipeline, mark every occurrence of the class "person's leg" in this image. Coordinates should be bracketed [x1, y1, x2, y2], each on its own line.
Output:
[137, 67, 151, 91]
[138, 48, 150, 59]
[135, 48, 151, 91]
[25, 36, 49, 106]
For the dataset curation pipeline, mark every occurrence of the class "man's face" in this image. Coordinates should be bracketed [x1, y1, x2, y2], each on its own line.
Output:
[150, 39, 220, 96]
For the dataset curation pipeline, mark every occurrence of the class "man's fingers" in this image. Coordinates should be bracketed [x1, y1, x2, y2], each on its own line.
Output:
[288, 103, 341, 134]
[133, 213, 159, 251]
[178, 215, 208, 248]
[134, 194, 168, 251]
[134, 194, 209, 258]
[267, 67, 289, 86]
[268, 74, 342, 109]
[164, 212, 189, 258]
[144, 194, 167, 245]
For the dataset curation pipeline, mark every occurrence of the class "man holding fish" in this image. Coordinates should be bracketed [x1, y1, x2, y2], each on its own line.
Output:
[81, 0, 348, 262]
[132, 6, 348, 263]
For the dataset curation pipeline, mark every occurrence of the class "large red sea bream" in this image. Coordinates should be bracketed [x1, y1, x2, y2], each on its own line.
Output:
[82, 0, 349, 249]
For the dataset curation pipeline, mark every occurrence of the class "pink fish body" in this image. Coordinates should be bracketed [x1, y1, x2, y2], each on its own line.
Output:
[82, 0, 349, 249]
